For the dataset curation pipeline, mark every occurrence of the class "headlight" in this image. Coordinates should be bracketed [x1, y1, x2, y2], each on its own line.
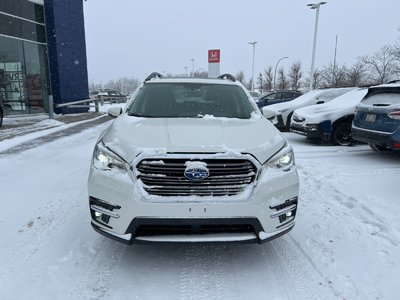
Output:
[93, 142, 127, 171]
[265, 144, 295, 171]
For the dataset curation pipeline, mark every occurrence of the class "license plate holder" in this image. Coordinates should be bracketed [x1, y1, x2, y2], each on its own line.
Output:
[365, 114, 376, 122]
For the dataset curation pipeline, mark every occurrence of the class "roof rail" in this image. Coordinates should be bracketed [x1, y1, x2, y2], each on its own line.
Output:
[144, 72, 163, 82]
[218, 73, 236, 82]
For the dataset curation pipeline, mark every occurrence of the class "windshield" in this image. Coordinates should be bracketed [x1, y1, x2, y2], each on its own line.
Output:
[127, 82, 255, 119]
[362, 91, 400, 105]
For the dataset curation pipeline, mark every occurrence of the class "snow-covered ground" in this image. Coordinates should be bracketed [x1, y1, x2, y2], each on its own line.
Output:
[0, 118, 399, 299]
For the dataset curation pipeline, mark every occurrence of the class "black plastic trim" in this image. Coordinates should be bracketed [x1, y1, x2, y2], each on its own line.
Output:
[144, 72, 163, 82]
[217, 73, 236, 82]
[126, 217, 263, 236]
[91, 221, 130, 244]
[269, 197, 298, 210]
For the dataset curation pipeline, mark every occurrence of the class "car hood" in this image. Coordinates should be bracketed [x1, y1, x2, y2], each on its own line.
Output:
[294, 103, 351, 123]
[294, 88, 368, 123]
[101, 114, 286, 164]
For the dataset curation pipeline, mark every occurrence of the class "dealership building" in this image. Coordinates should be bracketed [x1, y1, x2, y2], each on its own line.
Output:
[0, 0, 89, 115]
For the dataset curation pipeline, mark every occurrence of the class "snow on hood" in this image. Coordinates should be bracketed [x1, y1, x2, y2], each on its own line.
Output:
[293, 88, 368, 123]
[266, 88, 355, 114]
[101, 114, 285, 164]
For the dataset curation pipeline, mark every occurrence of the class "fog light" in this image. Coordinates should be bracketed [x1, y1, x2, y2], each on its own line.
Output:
[285, 211, 293, 217]
[94, 211, 102, 219]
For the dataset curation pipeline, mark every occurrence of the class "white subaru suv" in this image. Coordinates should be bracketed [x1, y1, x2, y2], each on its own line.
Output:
[88, 73, 299, 244]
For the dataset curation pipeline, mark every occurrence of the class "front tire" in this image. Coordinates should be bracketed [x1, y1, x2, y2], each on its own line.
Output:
[332, 122, 353, 146]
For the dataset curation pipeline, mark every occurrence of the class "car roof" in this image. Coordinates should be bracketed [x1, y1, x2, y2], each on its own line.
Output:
[143, 72, 240, 86]
[145, 77, 239, 86]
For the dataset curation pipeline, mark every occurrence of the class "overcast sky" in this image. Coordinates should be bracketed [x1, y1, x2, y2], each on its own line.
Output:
[83, 0, 400, 84]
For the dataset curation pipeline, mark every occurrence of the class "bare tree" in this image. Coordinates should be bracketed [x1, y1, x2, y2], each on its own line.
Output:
[263, 66, 273, 91]
[393, 28, 400, 76]
[361, 45, 398, 84]
[89, 81, 103, 92]
[321, 63, 348, 87]
[235, 70, 246, 85]
[346, 61, 367, 86]
[288, 61, 302, 90]
[96, 76, 141, 93]
[256, 72, 264, 92]
[304, 68, 324, 90]
[245, 78, 253, 91]
[193, 70, 208, 78]
[277, 68, 288, 90]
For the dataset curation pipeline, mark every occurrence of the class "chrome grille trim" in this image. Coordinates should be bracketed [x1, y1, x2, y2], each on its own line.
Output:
[136, 157, 258, 197]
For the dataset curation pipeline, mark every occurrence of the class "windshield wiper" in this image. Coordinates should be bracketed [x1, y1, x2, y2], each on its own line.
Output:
[127, 112, 154, 117]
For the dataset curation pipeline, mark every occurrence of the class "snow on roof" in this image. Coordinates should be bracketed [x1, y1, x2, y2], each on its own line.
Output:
[370, 82, 400, 89]
[145, 77, 238, 85]
[266, 87, 355, 113]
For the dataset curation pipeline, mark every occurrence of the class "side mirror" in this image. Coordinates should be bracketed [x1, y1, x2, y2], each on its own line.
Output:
[108, 107, 122, 118]
[262, 107, 276, 119]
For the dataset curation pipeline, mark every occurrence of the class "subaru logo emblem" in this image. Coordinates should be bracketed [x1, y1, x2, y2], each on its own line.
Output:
[184, 161, 209, 180]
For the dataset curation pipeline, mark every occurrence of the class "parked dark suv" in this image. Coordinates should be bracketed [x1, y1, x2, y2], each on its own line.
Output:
[352, 83, 400, 152]
[256, 90, 302, 108]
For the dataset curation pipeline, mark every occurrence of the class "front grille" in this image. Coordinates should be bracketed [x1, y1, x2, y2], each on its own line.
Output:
[135, 224, 255, 236]
[136, 158, 257, 197]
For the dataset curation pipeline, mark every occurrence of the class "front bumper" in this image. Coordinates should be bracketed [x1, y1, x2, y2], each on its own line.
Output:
[290, 122, 331, 141]
[352, 125, 400, 150]
[88, 161, 299, 244]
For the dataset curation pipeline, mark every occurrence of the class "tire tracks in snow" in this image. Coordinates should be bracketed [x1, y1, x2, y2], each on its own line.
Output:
[0, 190, 84, 283]
[179, 244, 237, 300]
[66, 237, 127, 300]
[269, 236, 338, 300]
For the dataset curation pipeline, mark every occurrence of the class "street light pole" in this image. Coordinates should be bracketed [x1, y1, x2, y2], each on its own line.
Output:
[189, 58, 195, 76]
[307, 1, 327, 91]
[274, 56, 288, 91]
[249, 41, 257, 91]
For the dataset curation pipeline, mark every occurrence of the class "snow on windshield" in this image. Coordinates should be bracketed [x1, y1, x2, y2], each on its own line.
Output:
[362, 92, 400, 105]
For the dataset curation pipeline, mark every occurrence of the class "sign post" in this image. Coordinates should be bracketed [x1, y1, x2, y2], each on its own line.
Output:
[208, 49, 220, 78]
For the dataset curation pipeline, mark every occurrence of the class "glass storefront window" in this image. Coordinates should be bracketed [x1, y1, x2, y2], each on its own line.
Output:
[1, 1, 49, 115]
[0, 35, 49, 114]
[0, 0, 44, 24]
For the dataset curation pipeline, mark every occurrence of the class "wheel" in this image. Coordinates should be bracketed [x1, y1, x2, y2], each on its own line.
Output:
[332, 122, 353, 146]
[369, 144, 390, 152]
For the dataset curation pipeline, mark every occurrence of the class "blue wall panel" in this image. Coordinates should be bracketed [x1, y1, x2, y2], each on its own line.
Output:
[44, 0, 88, 114]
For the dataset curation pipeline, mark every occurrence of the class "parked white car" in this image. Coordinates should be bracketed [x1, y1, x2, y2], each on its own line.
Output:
[87, 73, 299, 244]
[263, 87, 355, 131]
[290, 88, 368, 146]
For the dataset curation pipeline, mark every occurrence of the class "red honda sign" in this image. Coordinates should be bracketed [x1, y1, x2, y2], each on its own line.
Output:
[208, 49, 220, 63]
